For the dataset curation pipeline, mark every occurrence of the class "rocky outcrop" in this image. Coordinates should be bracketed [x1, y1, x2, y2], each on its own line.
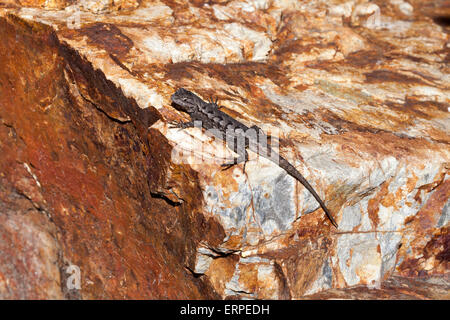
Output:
[0, 14, 222, 299]
[0, 0, 448, 299]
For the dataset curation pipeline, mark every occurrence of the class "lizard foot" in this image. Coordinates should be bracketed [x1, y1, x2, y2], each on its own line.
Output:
[208, 96, 219, 105]
[168, 120, 193, 129]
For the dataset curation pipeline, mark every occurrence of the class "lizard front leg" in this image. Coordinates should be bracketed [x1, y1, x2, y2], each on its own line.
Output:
[168, 120, 196, 129]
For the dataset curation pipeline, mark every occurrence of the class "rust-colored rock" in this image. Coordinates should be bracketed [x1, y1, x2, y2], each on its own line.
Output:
[0, 0, 449, 300]
[304, 274, 450, 300]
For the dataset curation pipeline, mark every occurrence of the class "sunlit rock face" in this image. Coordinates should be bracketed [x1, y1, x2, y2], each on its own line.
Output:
[0, 0, 448, 299]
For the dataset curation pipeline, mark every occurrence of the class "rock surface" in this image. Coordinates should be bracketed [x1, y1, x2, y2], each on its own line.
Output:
[0, 0, 448, 299]
[0, 14, 221, 299]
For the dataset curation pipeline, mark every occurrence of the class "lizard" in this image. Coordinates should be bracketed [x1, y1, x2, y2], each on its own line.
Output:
[170, 87, 338, 228]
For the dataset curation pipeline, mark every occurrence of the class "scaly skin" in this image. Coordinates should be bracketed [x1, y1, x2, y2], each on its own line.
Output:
[170, 88, 338, 228]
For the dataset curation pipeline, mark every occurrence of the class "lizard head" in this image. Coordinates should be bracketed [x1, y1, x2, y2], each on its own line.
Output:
[171, 88, 204, 113]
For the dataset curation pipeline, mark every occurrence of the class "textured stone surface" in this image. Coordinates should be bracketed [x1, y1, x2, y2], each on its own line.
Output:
[304, 274, 450, 299]
[0, 0, 449, 299]
[0, 14, 221, 299]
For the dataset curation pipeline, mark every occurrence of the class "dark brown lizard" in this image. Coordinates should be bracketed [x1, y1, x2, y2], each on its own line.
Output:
[170, 87, 338, 228]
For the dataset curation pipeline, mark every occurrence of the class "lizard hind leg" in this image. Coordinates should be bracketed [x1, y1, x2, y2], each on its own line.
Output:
[221, 149, 249, 172]
[168, 120, 196, 129]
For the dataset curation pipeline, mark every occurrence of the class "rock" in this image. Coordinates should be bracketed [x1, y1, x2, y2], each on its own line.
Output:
[0, 0, 448, 299]
[303, 274, 450, 299]
[0, 14, 221, 299]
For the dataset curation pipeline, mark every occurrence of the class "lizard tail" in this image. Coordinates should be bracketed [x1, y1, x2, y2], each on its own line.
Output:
[278, 156, 338, 228]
